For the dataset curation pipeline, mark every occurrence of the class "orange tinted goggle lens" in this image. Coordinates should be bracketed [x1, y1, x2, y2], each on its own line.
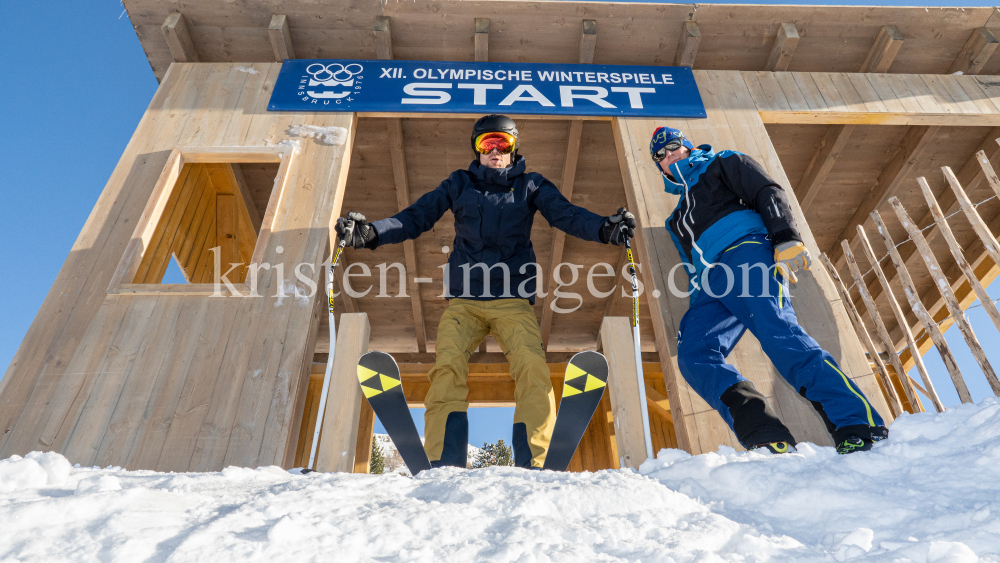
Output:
[475, 132, 516, 155]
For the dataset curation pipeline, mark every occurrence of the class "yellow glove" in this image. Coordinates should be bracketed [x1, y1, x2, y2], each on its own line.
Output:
[773, 241, 811, 284]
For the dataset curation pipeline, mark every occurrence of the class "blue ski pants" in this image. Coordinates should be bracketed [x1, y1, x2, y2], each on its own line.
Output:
[677, 235, 884, 437]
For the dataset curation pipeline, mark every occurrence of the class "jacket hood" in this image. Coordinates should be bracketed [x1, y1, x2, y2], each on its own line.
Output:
[661, 144, 715, 195]
[469, 154, 526, 188]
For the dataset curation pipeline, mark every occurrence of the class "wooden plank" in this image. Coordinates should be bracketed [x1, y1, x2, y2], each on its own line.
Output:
[870, 208, 973, 405]
[386, 119, 427, 353]
[948, 27, 999, 75]
[353, 399, 375, 473]
[859, 25, 904, 73]
[475, 18, 489, 62]
[541, 119, 584, 348]
[161, 13, 199, 63]
[580, 19, 597, 65]
[316, 313, 370, 472]
[673, 21, 700, 68]
[765, 23, 799, 72]
[819, 254, 902, 417]
[840, 240, 923, 412]
[601, 317, 646, 469]
[918, 173, 1000, 338]
[374, 16, 392, 60]
[644, 384, 673, 424]
[829, 125, 937, 263]
[268, 14, 295, 62]
[854, 225, 945, 412]
[796, 124, 854, 211]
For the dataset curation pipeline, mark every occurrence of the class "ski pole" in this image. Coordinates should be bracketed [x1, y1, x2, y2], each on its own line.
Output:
[307, 218, 355, 471]
[623, 224, 655, 463]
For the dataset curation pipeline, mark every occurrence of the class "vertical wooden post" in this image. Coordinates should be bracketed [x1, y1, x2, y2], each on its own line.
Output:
[819, 254, 903, 417]
[870, 210, 972, 404]
[580, 19, 597, 64]
[854, 226, 945, 411]
[353, 399, 375, 473]
[268, 15, 295, 61]
[841, 240, 923, 411]
[673, 22, 701, 68]
[315, 313, 370, 472]
[474, 18, 489, 62]
[601, 317, 647, 469]
[765, 23, 800, 72]
[161, 13, 200, 63]
[890, 194, 1000, 397]
[918, 176, 1000, 338]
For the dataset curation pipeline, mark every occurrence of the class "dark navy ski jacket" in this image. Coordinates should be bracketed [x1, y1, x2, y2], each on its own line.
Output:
[370, 155, 605, 303]
[661, 145, 801, 301]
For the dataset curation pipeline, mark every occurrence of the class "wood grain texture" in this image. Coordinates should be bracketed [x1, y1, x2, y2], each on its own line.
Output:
[765, 23, 800, 72]
[860, 25, 904, 73]
[601, 317, 647, 469]
[268, 15, 295, 61]
[315, 313, 370, 473]
[160, 13, 199, 63]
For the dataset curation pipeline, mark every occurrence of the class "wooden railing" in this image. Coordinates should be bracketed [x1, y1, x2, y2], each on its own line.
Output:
[820, 144, 1000, 416]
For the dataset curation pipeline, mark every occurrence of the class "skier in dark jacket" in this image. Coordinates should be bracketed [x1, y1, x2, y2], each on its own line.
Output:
[335, 115, 635, 468]
[650, 126, 888, 454]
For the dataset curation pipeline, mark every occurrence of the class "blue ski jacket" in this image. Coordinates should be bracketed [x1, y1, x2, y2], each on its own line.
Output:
[370, 155, 606, 303]
[661, 145, 801, 301]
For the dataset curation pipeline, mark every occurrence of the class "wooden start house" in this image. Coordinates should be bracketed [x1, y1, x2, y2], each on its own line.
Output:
[4, 0, 1000, 473]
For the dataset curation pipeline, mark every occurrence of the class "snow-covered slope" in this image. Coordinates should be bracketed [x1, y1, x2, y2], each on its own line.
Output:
[2, 400, 999, 562]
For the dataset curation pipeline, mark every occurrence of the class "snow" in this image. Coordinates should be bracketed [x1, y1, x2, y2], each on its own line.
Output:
[374, 433, 480, 475]
[287, 125, 349, 146]
[3, 400, 1000, 562]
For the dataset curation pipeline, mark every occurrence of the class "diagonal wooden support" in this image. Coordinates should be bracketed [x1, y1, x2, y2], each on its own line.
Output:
[541, 119, 585, 348]
[841, 241, 923, 412]
[948, 27, 999, 76]
[855, 225, 944, 412]
[375, 17, 427, 352]
[797, 124, 854, 212]
[161, 13, 199, 63]
[674, 22, 701, 68]
[765, 23, 800, 72]
[870, 209, 972, 404]
[859, 25, 904, 73]
[268, 15, 295, 61]
[819, 253, 903, 417]
[830, 125, 938, 265]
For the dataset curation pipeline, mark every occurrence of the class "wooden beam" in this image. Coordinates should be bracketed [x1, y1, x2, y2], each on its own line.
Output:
[541, 119, 585, 348]
[268, 15, 295, 62]
[948, 27, 999, 75]
[859, 25, 903, 73]
[673, 22, 701, 68]
[374, 16, 392, 60]
[601, 317, 647, 469]
[375, 22, 427, 353]
[475, 18, 489, 62]
[796, 124, 854, 212]
[160, 13, 199, 63]
[870, 208, 973, 405]
[601, 248, 629, 321]
[352, 399, 375, 473]
[829, 126, 938, 264]
[315, 313, 370, 473]
[644, 384, 673, 424]
[386, 119, 428, 353]
[580, 19, 597, 65]
[764, 23, 800, 72]
[855, 225, 945, 412]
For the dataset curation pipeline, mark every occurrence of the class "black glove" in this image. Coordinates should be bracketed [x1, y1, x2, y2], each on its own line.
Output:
[335, 211, 378, 250]
[600, 207, 637, 246]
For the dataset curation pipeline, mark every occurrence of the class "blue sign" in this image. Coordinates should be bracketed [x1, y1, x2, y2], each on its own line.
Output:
[267, 59, 706, 118]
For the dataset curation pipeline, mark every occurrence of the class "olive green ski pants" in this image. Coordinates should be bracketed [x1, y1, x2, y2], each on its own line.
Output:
[423, 298, 556, 467]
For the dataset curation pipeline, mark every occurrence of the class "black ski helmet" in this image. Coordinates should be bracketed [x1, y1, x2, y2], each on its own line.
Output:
[471, 114, 519, 159]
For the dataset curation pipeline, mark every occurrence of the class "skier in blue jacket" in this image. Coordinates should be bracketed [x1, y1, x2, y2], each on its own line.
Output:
[335, 115, 635, 468]
[649, 126, 888, 454]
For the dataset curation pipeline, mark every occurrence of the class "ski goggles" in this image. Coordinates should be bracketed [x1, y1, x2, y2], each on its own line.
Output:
[652, 139, 685, 162]
[474, 132, 516, 155]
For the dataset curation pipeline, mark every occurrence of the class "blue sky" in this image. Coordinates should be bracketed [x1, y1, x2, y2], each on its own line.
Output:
[2, 0, 999, 454]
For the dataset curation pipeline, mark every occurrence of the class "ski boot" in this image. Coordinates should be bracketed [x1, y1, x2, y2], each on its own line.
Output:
[834, 425, 888, 455]
[751, 441, 796, 454]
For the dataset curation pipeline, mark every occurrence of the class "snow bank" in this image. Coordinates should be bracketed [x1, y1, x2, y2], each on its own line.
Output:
[2, 400, 999, 562]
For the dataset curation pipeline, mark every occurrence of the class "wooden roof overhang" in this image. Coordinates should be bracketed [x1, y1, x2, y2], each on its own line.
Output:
[122, 1, 1000, 366]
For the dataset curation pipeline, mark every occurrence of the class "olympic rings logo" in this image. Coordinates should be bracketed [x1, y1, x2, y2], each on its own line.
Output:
[305, 63, 363, 83]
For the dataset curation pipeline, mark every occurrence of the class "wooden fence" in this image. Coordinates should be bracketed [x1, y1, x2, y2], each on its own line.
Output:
[820, 142, 1000, 416]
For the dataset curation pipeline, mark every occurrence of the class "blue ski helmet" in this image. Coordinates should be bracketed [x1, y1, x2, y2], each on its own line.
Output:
[649, 127, 694, 164]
